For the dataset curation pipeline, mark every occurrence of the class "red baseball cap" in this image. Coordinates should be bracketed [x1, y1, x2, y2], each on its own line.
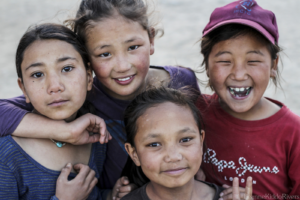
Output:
[202, 0, 279, 44]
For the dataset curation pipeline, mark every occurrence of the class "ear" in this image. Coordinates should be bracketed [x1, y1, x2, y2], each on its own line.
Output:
[18, 78, 31, 103]
[86, 67, 93, 91]
[270, 56, 279, 78]
[200, 130, 205, 143]
[125, 143, 141, 166]
[149, 28, 155, 55]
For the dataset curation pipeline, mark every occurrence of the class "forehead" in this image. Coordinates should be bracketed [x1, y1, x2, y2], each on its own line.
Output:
[86, 15, 148, 46]
[22, 39, 81, 68]
[135, 102, 198, 138]
[211, 34, 269, 54]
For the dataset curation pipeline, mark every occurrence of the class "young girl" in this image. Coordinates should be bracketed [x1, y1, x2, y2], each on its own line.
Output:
[0, 0, 199, 199]
[197, 0, 300, 197]
[0, 23, 115, 199]
[121, 87, 252, 200]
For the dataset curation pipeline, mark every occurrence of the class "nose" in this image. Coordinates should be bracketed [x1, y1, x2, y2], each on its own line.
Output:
[114, 54, 131, 73]
[230, 62, 248, 81]
[47, 73, 65, 94]
[164, 145, 183, 163]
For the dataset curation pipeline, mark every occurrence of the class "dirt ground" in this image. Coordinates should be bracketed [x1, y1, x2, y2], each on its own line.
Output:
[1, 0, 299, 115]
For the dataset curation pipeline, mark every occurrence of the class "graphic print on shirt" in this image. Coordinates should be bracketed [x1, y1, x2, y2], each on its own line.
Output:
[203, 148, 279, 184]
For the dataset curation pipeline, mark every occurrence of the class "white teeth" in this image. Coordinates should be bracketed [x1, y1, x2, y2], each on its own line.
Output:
[235, 88, 240, 92]
[246, 87, 250, 90]
[240, 88, 245, 92]
[118, 76, 131, 81]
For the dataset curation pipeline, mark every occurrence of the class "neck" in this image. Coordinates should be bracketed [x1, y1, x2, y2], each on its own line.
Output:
[219, 97, 280, 120]
[147, 179, 196, 200]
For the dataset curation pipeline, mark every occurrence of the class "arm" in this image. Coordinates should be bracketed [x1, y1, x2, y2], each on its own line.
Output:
[0, 161, 19, 199]
[0, 96, 111, 144]
[0, 95, 32, 136]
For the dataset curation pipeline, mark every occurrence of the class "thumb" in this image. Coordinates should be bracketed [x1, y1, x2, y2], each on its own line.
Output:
[121, 176, 129, 185]
[58, 163, 72, 180]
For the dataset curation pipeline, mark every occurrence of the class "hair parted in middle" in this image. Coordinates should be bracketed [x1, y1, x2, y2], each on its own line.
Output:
[121, 86, 203, 187]
[65, 0, 162, 45]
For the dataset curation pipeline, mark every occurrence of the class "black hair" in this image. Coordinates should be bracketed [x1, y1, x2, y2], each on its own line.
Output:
[16, 23, 95, 117]
[121, 87, 203, 187]
[200, 24, 282, 89]
[16, 23, 90, 80]
[65, 0, 162, 45]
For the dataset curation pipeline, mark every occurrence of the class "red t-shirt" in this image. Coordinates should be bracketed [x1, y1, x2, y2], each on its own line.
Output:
[197, 94, 300, 198]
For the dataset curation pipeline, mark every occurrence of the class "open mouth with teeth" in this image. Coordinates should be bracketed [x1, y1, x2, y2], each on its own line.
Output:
[228, 87, 252, 98]
[114, 75, 135, 85]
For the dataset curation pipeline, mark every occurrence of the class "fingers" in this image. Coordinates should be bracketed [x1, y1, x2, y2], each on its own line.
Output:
[73, 163, 91, 180]
[111, 177, 123, 199]
[232, 178, 240, 200]
[57, 163, 72, 183]
[222, 184, 231, 189]
[118, 183, 137, 198]
[245, 177, 253, 200]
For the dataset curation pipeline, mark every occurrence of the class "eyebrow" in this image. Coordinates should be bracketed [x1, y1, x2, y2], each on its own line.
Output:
[141, 127, 197, 142]
[247, 50, 264, 56]
[214, 51, 232, 57]
[25, 56, 77, 71]
[124, 36, 142, 44]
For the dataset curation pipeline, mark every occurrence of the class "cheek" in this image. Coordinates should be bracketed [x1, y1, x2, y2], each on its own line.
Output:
[138, 150, 161, 174]
[185, 143, 203, 170]
[91, 59, 111, 79]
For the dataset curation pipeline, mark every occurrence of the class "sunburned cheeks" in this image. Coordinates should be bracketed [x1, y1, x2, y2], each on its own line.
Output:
[84, 15, 154, 100]
[206, 34, 279, 118]
[18, 39, 93, 121]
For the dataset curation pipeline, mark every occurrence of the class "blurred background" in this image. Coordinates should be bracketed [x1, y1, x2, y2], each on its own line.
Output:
[1, 0, 299, 115]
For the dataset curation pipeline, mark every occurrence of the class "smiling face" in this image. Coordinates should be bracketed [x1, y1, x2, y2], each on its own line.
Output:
[18, 39, 93, 121]
[125, 102, 204, 189]
[207, 34, 278, 118]
[86, 15, 154, 100]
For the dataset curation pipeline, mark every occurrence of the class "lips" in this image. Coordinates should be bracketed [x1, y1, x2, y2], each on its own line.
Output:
[162, 167, 188, 176]
[228, 86, 252, 100]
[48, 99, 69, 107]
[113, 75, 135, 85]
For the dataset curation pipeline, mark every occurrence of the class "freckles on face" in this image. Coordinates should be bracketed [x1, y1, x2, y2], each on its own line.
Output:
[133, 102, 203, 188]
[20, 39, 89, 121]
[85, 15, 153, 100]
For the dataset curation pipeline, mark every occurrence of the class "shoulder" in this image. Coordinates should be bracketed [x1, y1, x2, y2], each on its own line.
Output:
[149, 65, 200, 92]
[121, 184, 149, 200]
[0, 136, 22, 171]
[266, 98, 300, 126]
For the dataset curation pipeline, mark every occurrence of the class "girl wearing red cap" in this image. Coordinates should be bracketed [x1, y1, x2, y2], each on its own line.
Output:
[198, 0, 300, 198]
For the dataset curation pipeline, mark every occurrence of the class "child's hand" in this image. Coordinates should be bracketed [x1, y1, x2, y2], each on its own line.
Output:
[67, 113, 112, 145]
[55, 163, 98, 200]
[195, 167, 206, 181]
[219, 177, 252, 200]
[108, 176, 137, 200]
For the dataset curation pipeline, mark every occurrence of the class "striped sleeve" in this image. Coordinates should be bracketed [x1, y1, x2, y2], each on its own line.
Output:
[0, 160, 18, 199]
